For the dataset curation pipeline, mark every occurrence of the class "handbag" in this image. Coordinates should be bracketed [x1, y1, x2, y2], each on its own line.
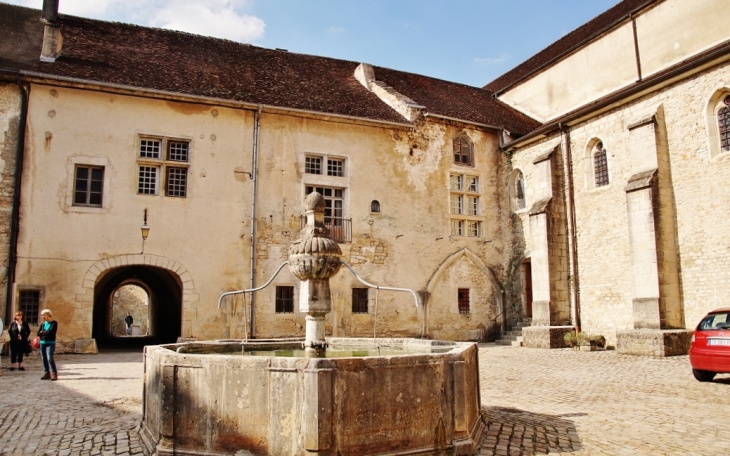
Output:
[31, 336, 41, 350]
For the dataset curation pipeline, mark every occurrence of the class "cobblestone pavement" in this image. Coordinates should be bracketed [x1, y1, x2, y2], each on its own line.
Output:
[477, 345, 730, 456]
[0, 349, 145, 456]
[1, 345, 728, 455]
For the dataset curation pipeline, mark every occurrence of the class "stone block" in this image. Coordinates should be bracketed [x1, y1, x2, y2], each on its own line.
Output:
[522, 326, 573, 349]
[74, 338, 98, 354]
[616, 329, 692, 356]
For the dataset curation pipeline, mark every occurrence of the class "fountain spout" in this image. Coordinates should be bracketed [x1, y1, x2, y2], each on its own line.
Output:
[288, 192, 342, 351]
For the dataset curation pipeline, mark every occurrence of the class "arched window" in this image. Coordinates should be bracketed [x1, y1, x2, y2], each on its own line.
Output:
[370, 200, 380, 213]
[718, 95, 730, 153]
[453, 134, 473, 166]
[515, 172, 526, 210]
[593, 142, 609, 187]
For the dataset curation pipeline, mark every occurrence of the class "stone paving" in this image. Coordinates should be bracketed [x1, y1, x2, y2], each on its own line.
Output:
[0, 345, 728, 455]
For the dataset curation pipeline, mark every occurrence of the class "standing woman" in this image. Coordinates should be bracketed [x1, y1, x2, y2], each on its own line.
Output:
[8, 311, 30, 371]
[37, 309, 58, 381]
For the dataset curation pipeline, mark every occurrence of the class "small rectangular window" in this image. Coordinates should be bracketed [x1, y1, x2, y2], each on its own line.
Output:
[166, 167, 187, 197]
[327, 159, 344, 177]
[167, 141, 189, 162]
[140, 139, 161, 159]
[451, 195, 463, 215]
[467, 176, 479, 192]
[275, 286, 294, 313]
[458, 288, 470, 314]
[468, 221, 481, 237]
[352, 288, 369, 314]
[73, 165, 104, 207]
[450, 174, 463, 191]
[305, 157, 322, 174]
[451, 220, 463, 236]
[467, 196, 479, 216]
[138, 166, 159, 195]
[19, 290, 40, 325]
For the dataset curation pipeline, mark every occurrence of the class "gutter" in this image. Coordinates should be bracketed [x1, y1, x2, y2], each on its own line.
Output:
[493, 0, 659, 96]
[5, 81, 29, 325]
[0, 69, 413, 130]
[249, 106, 261, 339]
[502, 38, 730, 150]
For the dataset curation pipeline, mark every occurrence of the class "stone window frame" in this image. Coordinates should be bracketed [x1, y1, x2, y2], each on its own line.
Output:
[452, 133, 474, 167]
[136, 135, 192, 198]
[584, 138, 612, 191]
[509, 168, 527, 212]
[65, 156, 113, 214]
[705, 87, 730, 160]
[449, 171, 482, 238]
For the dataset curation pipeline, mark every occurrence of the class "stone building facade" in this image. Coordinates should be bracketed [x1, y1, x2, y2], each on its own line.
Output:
[0, 0, 728, 356]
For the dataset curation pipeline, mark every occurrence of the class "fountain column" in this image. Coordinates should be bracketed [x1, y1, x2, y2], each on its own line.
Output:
[288, 192, 342, 352]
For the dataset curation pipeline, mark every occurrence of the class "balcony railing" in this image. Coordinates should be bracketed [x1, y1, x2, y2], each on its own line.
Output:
[300, 216, 352, 243]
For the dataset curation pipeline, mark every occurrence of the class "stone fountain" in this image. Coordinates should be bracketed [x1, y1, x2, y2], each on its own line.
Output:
[139, 193, 484, 455]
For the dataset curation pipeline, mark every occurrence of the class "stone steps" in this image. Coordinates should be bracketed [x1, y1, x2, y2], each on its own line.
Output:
[494, 319, 531, 347]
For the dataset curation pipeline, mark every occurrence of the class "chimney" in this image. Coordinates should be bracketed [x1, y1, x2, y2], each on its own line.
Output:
[40, 0, 63, 62]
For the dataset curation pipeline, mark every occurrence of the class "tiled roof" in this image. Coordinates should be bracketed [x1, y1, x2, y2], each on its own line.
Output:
[0, 3, 539, 135]
[372, 66, 540, 136]
[484, 0, 657, 93]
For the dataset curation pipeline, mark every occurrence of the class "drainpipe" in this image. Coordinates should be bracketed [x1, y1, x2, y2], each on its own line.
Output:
[559, 123, 581, 332]
[5, 81, 29, 324]
[248, 106, 261, 339]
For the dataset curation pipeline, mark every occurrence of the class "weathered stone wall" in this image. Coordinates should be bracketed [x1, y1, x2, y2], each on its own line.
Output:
[110, 284, 149, 336]
[0, 83, 22, 318]
[511, 60, 730, 345]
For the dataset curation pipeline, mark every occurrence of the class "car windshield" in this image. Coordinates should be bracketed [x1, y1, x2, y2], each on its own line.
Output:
[698, 312, 730, 331]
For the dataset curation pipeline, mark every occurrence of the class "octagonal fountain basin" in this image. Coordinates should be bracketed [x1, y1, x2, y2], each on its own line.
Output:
[140, 338, 483, 456]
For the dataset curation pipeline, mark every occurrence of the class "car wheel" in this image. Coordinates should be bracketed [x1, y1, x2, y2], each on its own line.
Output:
[692, 369, 716, 382]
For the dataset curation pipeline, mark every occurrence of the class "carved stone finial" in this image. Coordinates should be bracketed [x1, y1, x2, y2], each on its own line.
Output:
[288, 192, 342, 281]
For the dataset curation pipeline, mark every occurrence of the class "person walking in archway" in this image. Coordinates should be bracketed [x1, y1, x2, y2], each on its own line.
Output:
[8, 311, 30, 371]
[124, 312, 134, 335]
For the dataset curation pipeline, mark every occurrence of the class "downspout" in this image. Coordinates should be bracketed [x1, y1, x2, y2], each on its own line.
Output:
[248, 106, 261, 339]
[5, 82, 29, 324]
[559, 123, 581, 332]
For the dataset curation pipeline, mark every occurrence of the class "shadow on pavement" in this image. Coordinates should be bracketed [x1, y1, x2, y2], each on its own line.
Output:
[481, 406, 583, 455]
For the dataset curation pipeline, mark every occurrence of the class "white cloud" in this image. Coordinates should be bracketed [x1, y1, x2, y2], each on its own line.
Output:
[472, 54, 510, 65]
[5, 0, 265, 43]
[151, 0, 265, 43]
[327, 26, 345, 36]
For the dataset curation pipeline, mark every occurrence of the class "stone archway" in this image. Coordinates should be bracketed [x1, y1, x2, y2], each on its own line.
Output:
[424, 248, 503, 341]
[82, 254, 197, 348]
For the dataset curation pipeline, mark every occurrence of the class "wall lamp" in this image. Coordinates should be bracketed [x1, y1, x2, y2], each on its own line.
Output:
[141, 208, 150, 253]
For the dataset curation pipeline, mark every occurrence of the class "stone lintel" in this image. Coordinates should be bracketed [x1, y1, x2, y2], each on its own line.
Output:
[616, 329, 692, 357]
[624, 168, 657, 193]
[528, 198, 551, 216]
[627, 113, 657, 131]
[521, 326, 573, 349]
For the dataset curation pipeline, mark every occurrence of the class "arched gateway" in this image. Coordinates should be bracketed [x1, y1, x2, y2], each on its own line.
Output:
[83, 254, 194, 348]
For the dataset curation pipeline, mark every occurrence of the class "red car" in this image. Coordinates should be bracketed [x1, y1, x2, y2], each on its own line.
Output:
[689, 307, 730, 382]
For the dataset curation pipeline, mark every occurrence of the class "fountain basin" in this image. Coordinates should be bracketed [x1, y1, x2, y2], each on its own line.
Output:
[140, 338, 483, 455]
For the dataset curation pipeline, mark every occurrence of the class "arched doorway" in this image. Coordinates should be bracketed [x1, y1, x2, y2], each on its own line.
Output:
[93, 265, 182, 348]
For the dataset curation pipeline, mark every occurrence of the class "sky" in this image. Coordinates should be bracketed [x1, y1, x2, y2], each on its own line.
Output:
[4, 0, 620, 87]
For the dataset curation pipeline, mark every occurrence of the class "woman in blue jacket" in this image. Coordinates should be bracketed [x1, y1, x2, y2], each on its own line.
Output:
[37, 309, 58, 381]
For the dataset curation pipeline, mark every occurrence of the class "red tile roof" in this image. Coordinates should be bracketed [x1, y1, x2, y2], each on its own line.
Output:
[0, 3, 539, 135]
[484, 0, 657, 94]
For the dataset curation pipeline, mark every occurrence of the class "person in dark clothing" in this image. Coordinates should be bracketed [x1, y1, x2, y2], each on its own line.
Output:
[37, 309, 58, 381]
[124, 312, 133, 335]
[8, 311, 31, 371]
